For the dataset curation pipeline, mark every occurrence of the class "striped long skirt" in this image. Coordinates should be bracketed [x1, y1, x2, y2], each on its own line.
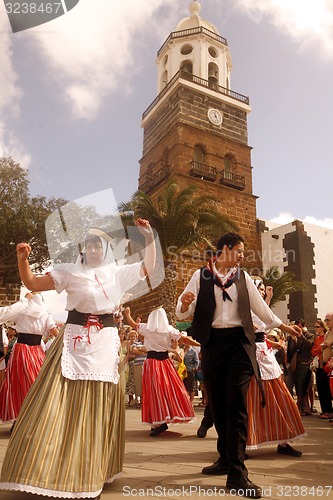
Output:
[0, 332, 125, 498]
[0, 341, 45, 421]
[142, 358, 195, 426]
[247, 375, 306, 449]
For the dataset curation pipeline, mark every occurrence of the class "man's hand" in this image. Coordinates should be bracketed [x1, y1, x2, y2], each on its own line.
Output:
[180, 292, 196, 313]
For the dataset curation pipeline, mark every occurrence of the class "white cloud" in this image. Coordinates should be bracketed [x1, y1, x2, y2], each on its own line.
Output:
[2, 0, 332, 124]
[0, 122, 32, 168]
[232, 0, 333, 58]
[25, 0, 183, 120]
[270, 212, 295, 225]
[0, 13, 22, 116]
[303, 216, 333, 230]
[270, 212, 333, 230]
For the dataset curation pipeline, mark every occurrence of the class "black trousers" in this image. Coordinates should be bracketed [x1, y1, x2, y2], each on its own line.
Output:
[316, 367, 333, 414]
[201, 403, 214, 429]
[201, 327, 254, 480]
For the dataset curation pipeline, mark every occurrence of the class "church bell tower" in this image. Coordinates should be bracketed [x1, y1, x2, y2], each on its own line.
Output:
[139, 0, 262, 278]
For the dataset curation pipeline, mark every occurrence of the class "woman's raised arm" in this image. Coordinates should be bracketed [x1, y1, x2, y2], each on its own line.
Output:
[16, 243, 55, 292]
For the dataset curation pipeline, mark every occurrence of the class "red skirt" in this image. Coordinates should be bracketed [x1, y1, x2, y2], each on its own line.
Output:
[247, 376, 306, 449]
[142, 358, 195, 425]
[0, 342, 46, 421]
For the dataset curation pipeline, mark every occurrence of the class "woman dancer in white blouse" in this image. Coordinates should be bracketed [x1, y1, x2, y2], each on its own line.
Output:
[0, 292, 57, 424]
[247, 279, 305, 456]
[0, 218, 156, 499]
[126, 307, 195, 436]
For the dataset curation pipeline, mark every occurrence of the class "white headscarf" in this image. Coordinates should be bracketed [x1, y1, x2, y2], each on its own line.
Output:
[20, 294, 49, 319]
[251, 276, 263, 290]
[146, 307, 173, 333]
[65, 229, 118, 280]
[80, 229, 116, 266]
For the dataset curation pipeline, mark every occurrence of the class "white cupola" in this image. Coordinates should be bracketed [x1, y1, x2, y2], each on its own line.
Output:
[156, 0, 232, 94]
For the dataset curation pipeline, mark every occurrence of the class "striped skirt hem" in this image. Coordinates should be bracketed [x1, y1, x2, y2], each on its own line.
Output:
[142, 416, 196, 426]
[0, 333, 125, 498]
[142, 358, 195, 425]
[246, 433, 307, 450]
[247, 375, 306, 449]
[0, 472, 122, 498]
[0, 342, 45, 421]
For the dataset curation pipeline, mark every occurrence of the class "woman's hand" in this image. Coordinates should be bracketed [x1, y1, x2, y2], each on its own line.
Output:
[16, 243, 31, 262]
[265, 286, 273, 305]
[16, 242, 55, 292]
[283, 324, 302, 338]
[135, 218, 153, 239]
[136, 219, 156, 277]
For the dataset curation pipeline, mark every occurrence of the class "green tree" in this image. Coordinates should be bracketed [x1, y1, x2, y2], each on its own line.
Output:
[0, 157, 66, 288]
[120, 182, 238, 322]
[262, 266, 307, 308]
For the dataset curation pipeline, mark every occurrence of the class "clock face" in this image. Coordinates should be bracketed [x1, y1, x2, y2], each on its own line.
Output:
[208, 108, 223, 125]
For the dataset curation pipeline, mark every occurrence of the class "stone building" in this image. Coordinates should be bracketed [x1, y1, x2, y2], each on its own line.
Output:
[132, 0, 262, 318]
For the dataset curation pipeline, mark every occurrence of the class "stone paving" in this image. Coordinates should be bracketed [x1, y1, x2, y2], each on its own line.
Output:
[0, 400, 332, 499]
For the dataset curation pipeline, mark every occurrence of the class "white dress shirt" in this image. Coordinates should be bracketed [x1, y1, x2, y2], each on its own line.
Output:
[176, 267, 282, 331]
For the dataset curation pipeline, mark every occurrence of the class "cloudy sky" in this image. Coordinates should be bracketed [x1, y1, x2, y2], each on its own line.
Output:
[0, 0, 332, 230]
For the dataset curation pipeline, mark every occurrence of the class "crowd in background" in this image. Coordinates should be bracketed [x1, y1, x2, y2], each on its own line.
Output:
[112, 309, 333, 428]
[1, 307, 332, 426]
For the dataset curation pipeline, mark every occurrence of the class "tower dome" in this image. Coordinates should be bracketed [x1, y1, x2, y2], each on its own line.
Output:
[176, 0, 220, 35]
[156, 0, 232, 94]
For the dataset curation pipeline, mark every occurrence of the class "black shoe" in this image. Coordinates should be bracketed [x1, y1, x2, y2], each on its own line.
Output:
[202, 461, 229, 475]
[244, 453, 249, 460]
[150, 423, 168, 436]
[197, 424, 209, 438]
[226, 477, 261, 498]
[10, 420, 16, 434]
[277, 444, 302, 457]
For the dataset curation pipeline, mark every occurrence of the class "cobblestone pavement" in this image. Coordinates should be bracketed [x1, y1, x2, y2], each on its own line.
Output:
[0, 400, 332, 499]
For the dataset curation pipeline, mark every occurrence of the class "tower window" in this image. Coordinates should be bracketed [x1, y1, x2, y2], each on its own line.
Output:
[162, 148, 169, 167]
[163, 55, 168, 67]
[208, 46, 218, 58]
[180, 44, 193, 55]
[161, 70, 168, 89]
[224, 155, 234, 172]
[208, 62, 218, 84]
[194, 145, 205, 164]
[181, 60, 193, 75]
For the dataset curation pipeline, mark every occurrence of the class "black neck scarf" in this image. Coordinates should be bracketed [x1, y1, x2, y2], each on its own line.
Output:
[206, 258, 238, 302]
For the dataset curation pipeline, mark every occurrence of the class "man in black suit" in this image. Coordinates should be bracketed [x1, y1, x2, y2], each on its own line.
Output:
[176, 233, 301, 499]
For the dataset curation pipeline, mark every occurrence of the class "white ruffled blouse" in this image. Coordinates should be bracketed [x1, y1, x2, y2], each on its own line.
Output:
[49, 261, 143, 382]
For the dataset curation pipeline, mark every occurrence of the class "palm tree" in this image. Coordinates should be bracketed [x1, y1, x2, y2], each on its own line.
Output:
[262, 266, 307, 308]
[120, 182, 238, 322]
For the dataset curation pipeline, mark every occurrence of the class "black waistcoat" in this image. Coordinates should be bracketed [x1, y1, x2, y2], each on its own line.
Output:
[191, 267, 265, 406]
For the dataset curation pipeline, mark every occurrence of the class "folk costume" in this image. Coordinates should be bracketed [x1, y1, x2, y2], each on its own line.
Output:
[0, 299, 30, 372]
[176, 260, 284, 484]
[247, 314, 306, 450]
[139, 308, 195, 434]
[0, 299, 29, 328]
[0, 295, 56, 421]
[0, 232, 146, 499]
